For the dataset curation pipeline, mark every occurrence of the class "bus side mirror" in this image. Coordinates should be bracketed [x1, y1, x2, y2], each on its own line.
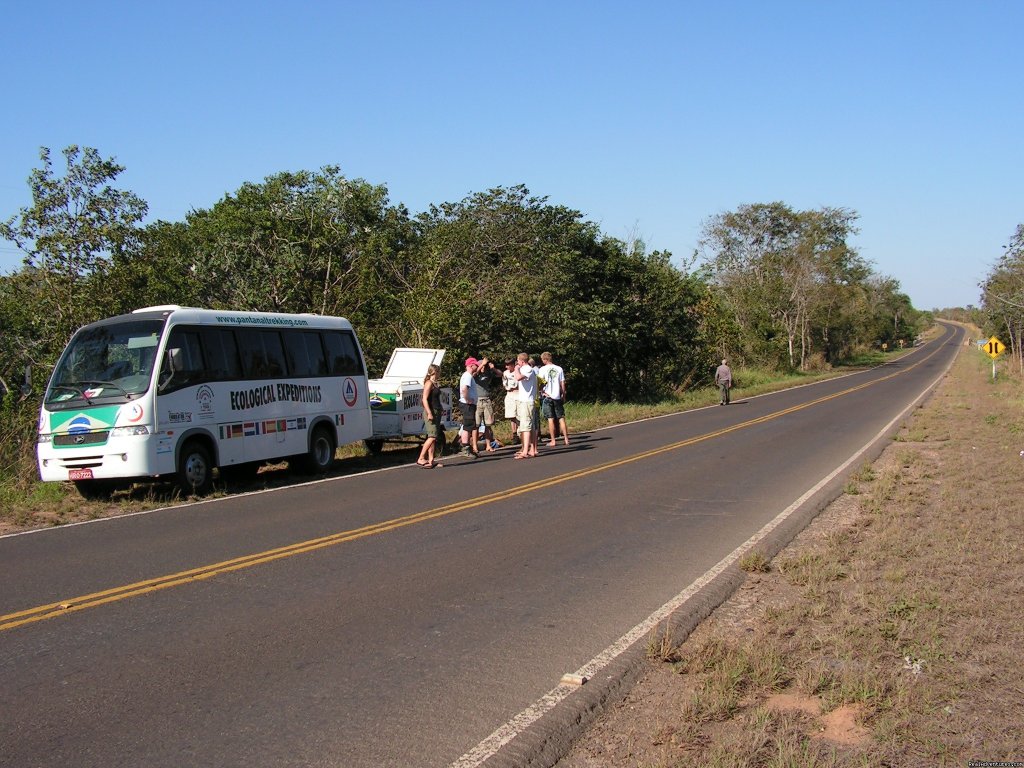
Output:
[166, 348, 182, 373]
[20, 365, 32, 397]
[159, 349, 182, 390]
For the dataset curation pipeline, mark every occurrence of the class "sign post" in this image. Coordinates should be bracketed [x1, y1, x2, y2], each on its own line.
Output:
[984, 336, 1005, 380]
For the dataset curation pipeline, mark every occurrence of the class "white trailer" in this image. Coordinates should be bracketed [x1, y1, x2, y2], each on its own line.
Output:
[365, 348, 460, 453]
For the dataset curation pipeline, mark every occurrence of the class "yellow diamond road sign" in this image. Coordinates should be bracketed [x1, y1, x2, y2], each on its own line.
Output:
[984, 336, 1005, 359]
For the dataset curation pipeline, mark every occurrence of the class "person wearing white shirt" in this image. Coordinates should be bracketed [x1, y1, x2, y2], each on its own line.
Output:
[513, 352, 537, 459]
[501, 358, 520, 443]
[537, 351, 569, 447]
[459, 357, 480, 457]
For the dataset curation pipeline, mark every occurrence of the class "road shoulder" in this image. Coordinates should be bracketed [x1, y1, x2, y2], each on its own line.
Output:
[557, 341, 1024, 766]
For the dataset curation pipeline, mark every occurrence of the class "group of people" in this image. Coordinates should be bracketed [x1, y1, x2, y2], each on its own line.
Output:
[415, 354, 734, 467]
[416, 352, 570, 468]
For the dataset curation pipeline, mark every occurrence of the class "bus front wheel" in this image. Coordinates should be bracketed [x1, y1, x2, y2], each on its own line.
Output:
[178, 440, 213, 496]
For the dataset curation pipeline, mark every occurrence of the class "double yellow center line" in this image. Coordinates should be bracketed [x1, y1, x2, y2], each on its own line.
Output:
[1, 332, 953, 633]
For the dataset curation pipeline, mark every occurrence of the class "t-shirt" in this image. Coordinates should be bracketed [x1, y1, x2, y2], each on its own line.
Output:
[502, 369, 518, 393]
[537, 363, 564, 399]
[459, 370, 478, 404]
[715, 364, 732, 386]
[473, 366, 498, 399]
[515, 364, 536, 402]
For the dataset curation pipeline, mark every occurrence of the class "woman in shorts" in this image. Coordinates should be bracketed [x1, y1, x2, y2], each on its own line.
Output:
[417, 364, 444, 468]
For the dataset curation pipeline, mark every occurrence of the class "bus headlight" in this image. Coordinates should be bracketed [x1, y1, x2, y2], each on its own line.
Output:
[37, 434, 53, 444]
[110, 425, 152, 438]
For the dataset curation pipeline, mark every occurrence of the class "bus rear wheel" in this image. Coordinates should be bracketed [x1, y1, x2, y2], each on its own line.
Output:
[299, 426, 335, 475]
[178, 440, 213, 496]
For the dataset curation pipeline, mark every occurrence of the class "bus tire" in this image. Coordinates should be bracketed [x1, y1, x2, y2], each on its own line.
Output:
[364, 438, 384, 455]
[178, 440, 213, 496]
[301, 426, 336, 474]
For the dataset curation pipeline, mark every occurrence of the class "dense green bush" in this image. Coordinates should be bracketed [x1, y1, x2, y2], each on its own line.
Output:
[0, 146, 936, 491]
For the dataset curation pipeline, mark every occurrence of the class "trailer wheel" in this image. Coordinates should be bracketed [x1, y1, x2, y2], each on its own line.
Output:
[178, 440, 213, 496]
[364, 438, 384, 455]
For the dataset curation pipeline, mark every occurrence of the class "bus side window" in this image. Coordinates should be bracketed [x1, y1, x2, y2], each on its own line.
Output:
[238, 329, 287, 379]
[322, 331, 364, 376]
[160, 328, 204, 392]
[200, 328, 242, 382]
[286, 331, 328, 377]
[264, 332, 286, 377]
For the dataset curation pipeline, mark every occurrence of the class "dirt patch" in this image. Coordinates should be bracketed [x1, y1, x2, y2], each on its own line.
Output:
[761, 693, 869, 746]
[559, 344, 1024, 766]
[764, 692, 821, 717]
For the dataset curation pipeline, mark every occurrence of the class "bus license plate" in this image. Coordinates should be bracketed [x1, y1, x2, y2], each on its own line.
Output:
[68, 468, 94, 480]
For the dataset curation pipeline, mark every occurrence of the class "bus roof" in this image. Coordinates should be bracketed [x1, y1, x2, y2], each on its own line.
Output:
[126, 306, 355, 330]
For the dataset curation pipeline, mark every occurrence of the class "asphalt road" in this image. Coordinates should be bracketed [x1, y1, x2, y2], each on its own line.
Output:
[0, 323, 963, 768]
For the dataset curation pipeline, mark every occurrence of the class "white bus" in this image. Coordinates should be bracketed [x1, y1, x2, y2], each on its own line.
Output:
[37, 306, 373, 498]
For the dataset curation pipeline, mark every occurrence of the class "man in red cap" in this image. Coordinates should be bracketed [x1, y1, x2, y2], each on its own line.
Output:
[458, 357, 480, 457]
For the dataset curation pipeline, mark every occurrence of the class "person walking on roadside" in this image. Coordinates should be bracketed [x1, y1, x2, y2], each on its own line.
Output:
[459, 357, 480, 457]
[537, 351, 569, 447]
[416, 364, 444, 468]
[513, 352, 538, 459]
[473, 357, 501, 451]
[502, 357, 519, 443]
[715, 358, 733, 405]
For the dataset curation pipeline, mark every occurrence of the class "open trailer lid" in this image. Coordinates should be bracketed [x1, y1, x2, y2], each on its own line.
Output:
[379, 348, 446, 380]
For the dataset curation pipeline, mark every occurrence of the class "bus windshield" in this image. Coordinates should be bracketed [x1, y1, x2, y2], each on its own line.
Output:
[46, 319, 165, 406]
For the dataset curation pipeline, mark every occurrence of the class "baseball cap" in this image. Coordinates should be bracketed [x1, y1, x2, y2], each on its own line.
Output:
[465, 357, 479, 367]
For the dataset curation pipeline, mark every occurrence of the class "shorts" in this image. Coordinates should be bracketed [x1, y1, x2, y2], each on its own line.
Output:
[476, 397, 494, 426]
[424, 418, 442, 439]
[459, 402, 476, 429]
[516, 400, 534, 434]
[541, 397, 565, 420]
[504, 391, 518, 420]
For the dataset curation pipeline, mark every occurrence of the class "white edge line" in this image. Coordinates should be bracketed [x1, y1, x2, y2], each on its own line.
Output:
[449, 328, 959, 768]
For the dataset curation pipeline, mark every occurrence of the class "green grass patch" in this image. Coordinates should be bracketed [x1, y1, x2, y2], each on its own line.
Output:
[739, 550, 771, 573]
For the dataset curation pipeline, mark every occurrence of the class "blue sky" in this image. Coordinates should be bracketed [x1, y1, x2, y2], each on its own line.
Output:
[2, 1, 1020, 309]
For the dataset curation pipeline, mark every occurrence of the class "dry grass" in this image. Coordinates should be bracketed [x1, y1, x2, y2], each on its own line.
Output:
[560, 344, 1024, 767]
